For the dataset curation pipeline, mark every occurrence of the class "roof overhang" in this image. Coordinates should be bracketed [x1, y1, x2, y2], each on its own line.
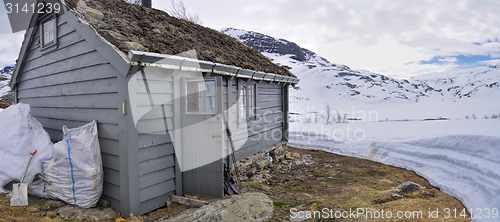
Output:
[128, 50, 300, 84]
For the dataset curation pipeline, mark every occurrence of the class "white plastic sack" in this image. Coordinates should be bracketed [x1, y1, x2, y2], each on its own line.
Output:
[0, 103, 53, 195]
[42, 120, 103, 208]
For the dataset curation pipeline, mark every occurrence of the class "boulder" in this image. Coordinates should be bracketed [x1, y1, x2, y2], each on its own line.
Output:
[398, 181, 424, 194]
[58, 206, 119, 221]
[160, 193, 273, 222]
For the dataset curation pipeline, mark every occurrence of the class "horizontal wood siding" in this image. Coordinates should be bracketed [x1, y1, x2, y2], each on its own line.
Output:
[227, 79, 285, 161]
[129, 68, 177, 214]
[16, 15, 121, 207]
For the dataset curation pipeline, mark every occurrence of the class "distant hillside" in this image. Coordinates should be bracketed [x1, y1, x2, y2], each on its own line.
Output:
[221, 28, 500, 104]
[0, 66, 13, 97]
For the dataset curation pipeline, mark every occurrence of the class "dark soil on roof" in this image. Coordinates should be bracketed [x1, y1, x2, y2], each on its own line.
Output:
[82, 0, 295, 77]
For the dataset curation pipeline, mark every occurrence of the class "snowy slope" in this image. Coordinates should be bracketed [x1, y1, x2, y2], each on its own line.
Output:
[221, 28, 500, 121]
[289, 120, 500, 222]
[0, 66, 13, 97]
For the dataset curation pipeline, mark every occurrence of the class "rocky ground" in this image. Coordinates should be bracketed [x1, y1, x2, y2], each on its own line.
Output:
[0, 92, 13, 109]
[240, 146, 471, 221]
[0, 146, 471, 221]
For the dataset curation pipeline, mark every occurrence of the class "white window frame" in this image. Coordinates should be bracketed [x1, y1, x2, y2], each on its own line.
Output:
[40, 14, 57, 49]
[185, 79, 217, 115]
[239, 82, 257, 121]
[247, 84, 256, 118]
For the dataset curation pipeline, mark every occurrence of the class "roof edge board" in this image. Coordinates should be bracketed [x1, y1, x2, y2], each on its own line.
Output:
[128, 50, 299, 83]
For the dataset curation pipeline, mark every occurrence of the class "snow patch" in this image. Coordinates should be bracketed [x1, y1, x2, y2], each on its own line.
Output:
[289, 120, 500, 222]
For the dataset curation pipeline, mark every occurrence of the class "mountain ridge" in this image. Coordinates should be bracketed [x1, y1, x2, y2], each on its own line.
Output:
[221, 28, 500, 103]
[0, 66, 13, 98]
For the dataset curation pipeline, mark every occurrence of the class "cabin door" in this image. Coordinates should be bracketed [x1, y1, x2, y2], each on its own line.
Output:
[180, 76, 224, 198]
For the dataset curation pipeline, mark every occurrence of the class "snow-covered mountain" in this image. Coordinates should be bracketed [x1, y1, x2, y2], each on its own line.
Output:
[221, 28, 500, 120]
[0, 66, 13, 97]
[221, 28, 500, 104]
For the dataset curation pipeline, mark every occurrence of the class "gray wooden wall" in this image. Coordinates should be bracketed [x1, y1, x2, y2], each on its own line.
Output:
[16, 14, 122, 211]
[225, 78, 285, 161]
[130, 69, 177, 215]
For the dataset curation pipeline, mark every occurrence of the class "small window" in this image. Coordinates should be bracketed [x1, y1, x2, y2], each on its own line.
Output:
[186, 80, 216, 114]
[248, 85, 256, 117]
[240, 85, 247, 118]
[240, 83, 256, 119]
[41, 15, 56, 48]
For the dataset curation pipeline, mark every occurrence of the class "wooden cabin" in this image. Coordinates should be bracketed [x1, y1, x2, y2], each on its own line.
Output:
[10, 0, 299, 216]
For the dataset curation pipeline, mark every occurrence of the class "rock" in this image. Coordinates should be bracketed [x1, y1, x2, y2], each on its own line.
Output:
[282, 160, 289, 165]
[391, 193, 403, 199]
[176, 49, 198, 59]
[97, 198, 111, 208]
[58, 206, 119, 221]
[292, 153, 301, 158]
[251, 174, 265, 183]
[239, 176, 248, 182]
[269, 150, 277, 160]
[240, 158, 248, 163]
[256, 160, 267, 170]
[246, 167, 257, 177]
[76, 2, 107, 28]
[271, 164, 282, 172]
[99, 30, 129, 46]
[171, 195, 208, 208]
[78, 5, 104, 20]
[120, 42, 148, 52]
[40, 200, 66, 211]
[261, 170, 270, 175]
[58, 206, 74, 219]
[160, 193, 273, 222]
[398, 181, 424, 194]
[66, 0, 80, 7]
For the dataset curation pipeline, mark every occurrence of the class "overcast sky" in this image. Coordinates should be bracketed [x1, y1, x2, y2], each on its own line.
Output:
[1, 0, 500, 79]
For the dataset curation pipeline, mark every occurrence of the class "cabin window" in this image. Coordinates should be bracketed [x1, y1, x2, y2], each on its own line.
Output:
[240, 85, 247, 118]
[248, 85, 256, 117]
[41, 14, 57, 49]
[240, 83, 256, 119]
[186, 80, 216, 114]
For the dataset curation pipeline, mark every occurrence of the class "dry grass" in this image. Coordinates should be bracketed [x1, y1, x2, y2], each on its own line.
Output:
[240, 147, 471, 221]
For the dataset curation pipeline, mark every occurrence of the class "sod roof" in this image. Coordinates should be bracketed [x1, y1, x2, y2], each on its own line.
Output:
[75, 0, 295, 77]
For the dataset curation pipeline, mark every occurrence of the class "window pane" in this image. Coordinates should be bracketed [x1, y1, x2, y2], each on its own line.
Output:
[248, 85, 255, 116]
[186, 80, 216, 114]
[187, 82, 198, 95]
[43, 18, 55, 45]
[201, 96, 216, 113]
[240, 86, 247, 118]
[203, 81, 215, 97]
[187, 96, 199, 112]
[187, 82, 200, 112]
